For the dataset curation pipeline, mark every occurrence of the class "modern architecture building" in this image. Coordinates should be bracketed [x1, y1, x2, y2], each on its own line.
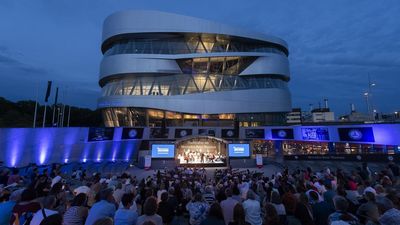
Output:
[98, 11, 291, 127]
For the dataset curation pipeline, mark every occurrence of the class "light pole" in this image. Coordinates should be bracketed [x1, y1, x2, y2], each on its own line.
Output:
[367, 74, 376, 120]
[363, 92, 371, 120]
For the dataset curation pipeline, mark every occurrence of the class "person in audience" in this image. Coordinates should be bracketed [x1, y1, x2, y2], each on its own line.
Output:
[10, 188, 41, 224]
[30, 195, 59, 225]
[114, 193, 138, 225]
[200, 202, 224, 225]
[228, 204, 251, 225]
[1, 160, 400, 225]
[0, 190, 19, 225]
[328, 196, 359, 225]
[63, 193, 89, 225]
[202, 186, 216, 205]
[309, 190, 333, 225]
[220, 188, 238, 225]
[137, 196, 163, 225]
[242, 190, 262, 225]
[157, 192, 174, 224]
[186, 193, 209, 225]
[7, 168, 21, 185]
[269, 191, 286, 223]
[264, 203, 280, 225]
[85, 188, 116, 225]
[376, 197, 400, 225]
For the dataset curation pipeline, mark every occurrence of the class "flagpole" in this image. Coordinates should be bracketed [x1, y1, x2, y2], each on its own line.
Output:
[42, 104, 47, 127]
[33, 83, 38, 128]
[43, 81, 52, 127]
[67, 105, 71, 127]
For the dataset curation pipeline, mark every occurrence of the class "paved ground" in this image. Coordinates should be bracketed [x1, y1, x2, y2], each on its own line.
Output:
[125, 164, 284, 181]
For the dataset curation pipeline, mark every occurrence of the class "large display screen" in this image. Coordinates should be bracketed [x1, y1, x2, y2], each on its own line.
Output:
[151, 144, 175, 158]
[87, 127, 114, 142]
[176, 137, 227, 165]
[228, 144, 250, 157]
[338, 127, 375, 142]
[301, 128, 330, 141]
[271, 129, 294, 139]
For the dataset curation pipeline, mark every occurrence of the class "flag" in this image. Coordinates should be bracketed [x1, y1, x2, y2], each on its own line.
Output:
[44, 81, 52, 102]
[54, 87, 59, 106]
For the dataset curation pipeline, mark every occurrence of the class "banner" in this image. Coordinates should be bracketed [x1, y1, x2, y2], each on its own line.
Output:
[271, 128, 294, 139]
[338, 127, 375, 142]
[144, 155, 152, 170]
[256, 154, 263, 168]
[122, 128, 144, 139]
[245, 129, 265, 138]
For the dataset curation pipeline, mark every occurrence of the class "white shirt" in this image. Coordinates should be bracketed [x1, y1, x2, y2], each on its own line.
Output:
[30, 208, 58, 225]
[243, 199, 262, 225]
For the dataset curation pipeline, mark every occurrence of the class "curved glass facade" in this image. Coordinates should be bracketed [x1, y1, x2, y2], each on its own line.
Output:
[103, 33, 287, 56]
[102, 74, 288, 97]
[99, 13, 291, 127]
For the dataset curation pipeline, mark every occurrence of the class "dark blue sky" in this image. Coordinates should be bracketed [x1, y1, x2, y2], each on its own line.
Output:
[0, 0, 399, 116]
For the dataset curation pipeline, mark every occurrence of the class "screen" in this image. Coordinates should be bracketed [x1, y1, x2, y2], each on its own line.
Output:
[228, 144, 250, 157]
[271, 129, 294, 139]
[338, 127, 375, 142]
[121, 128, 144, 139]
[151, 144, 175, 158]
[301, 128, 330, 141]
[175, 129, 193, 138]
[221, 129, 238, 138]
[150, 128, 169, 138]
[245, 129, 265, 138]
[198, 129, 216, 137]
[87, 127, 114, 142]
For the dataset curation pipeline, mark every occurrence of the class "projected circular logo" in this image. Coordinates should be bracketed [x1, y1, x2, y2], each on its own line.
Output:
[128, 129, 138, 138]
[348, 129, 363, 140]
[278, 130, 287, 138]
[180, 130, 188, 137]
[227, 130, 234, 137]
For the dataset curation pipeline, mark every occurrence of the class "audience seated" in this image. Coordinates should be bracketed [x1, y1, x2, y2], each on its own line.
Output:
[0, 161, 399, 225]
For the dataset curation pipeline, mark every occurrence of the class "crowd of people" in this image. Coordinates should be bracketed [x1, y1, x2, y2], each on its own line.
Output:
[0, 162, 399, 225]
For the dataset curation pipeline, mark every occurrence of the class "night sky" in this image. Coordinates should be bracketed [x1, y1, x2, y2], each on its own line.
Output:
[0, 0, 399, 116]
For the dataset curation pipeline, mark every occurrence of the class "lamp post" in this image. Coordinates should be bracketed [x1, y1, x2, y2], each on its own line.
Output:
[368, 74, 376, 120]
[363, 92, 371, 120]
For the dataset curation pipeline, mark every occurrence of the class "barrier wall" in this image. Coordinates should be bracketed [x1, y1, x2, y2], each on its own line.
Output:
[0, 128, 141, 167]
[1, 123, 399, 167]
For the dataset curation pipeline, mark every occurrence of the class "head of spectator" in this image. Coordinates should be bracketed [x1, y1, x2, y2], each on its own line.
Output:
[225, 188, 232, 198]
[376, 197, 394, 215]
[93, 217, 113, 225]
[208, 202, 224, 220]
[21, 188, 37, 202]
[364, 191, 376, 202]
[193, 193, 203, 202]
[40, 214, 63, 225]
[43, 195, 57, 210]
[309, 190, 320, 204]
[246, 189, 256, 200]
[160, 192, 169, 203]
[143, 196, 158, 216]
[100, 188, 114, 203]
[72, 193, 88, 207]
[270, 191, 282, 204]
[232, 204, 247, 225]
[333, 196, 349, 212]
[121, 193, 134, 209]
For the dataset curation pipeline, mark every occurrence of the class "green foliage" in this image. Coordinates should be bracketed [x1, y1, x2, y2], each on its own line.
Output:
[0, 97, 103, 127]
